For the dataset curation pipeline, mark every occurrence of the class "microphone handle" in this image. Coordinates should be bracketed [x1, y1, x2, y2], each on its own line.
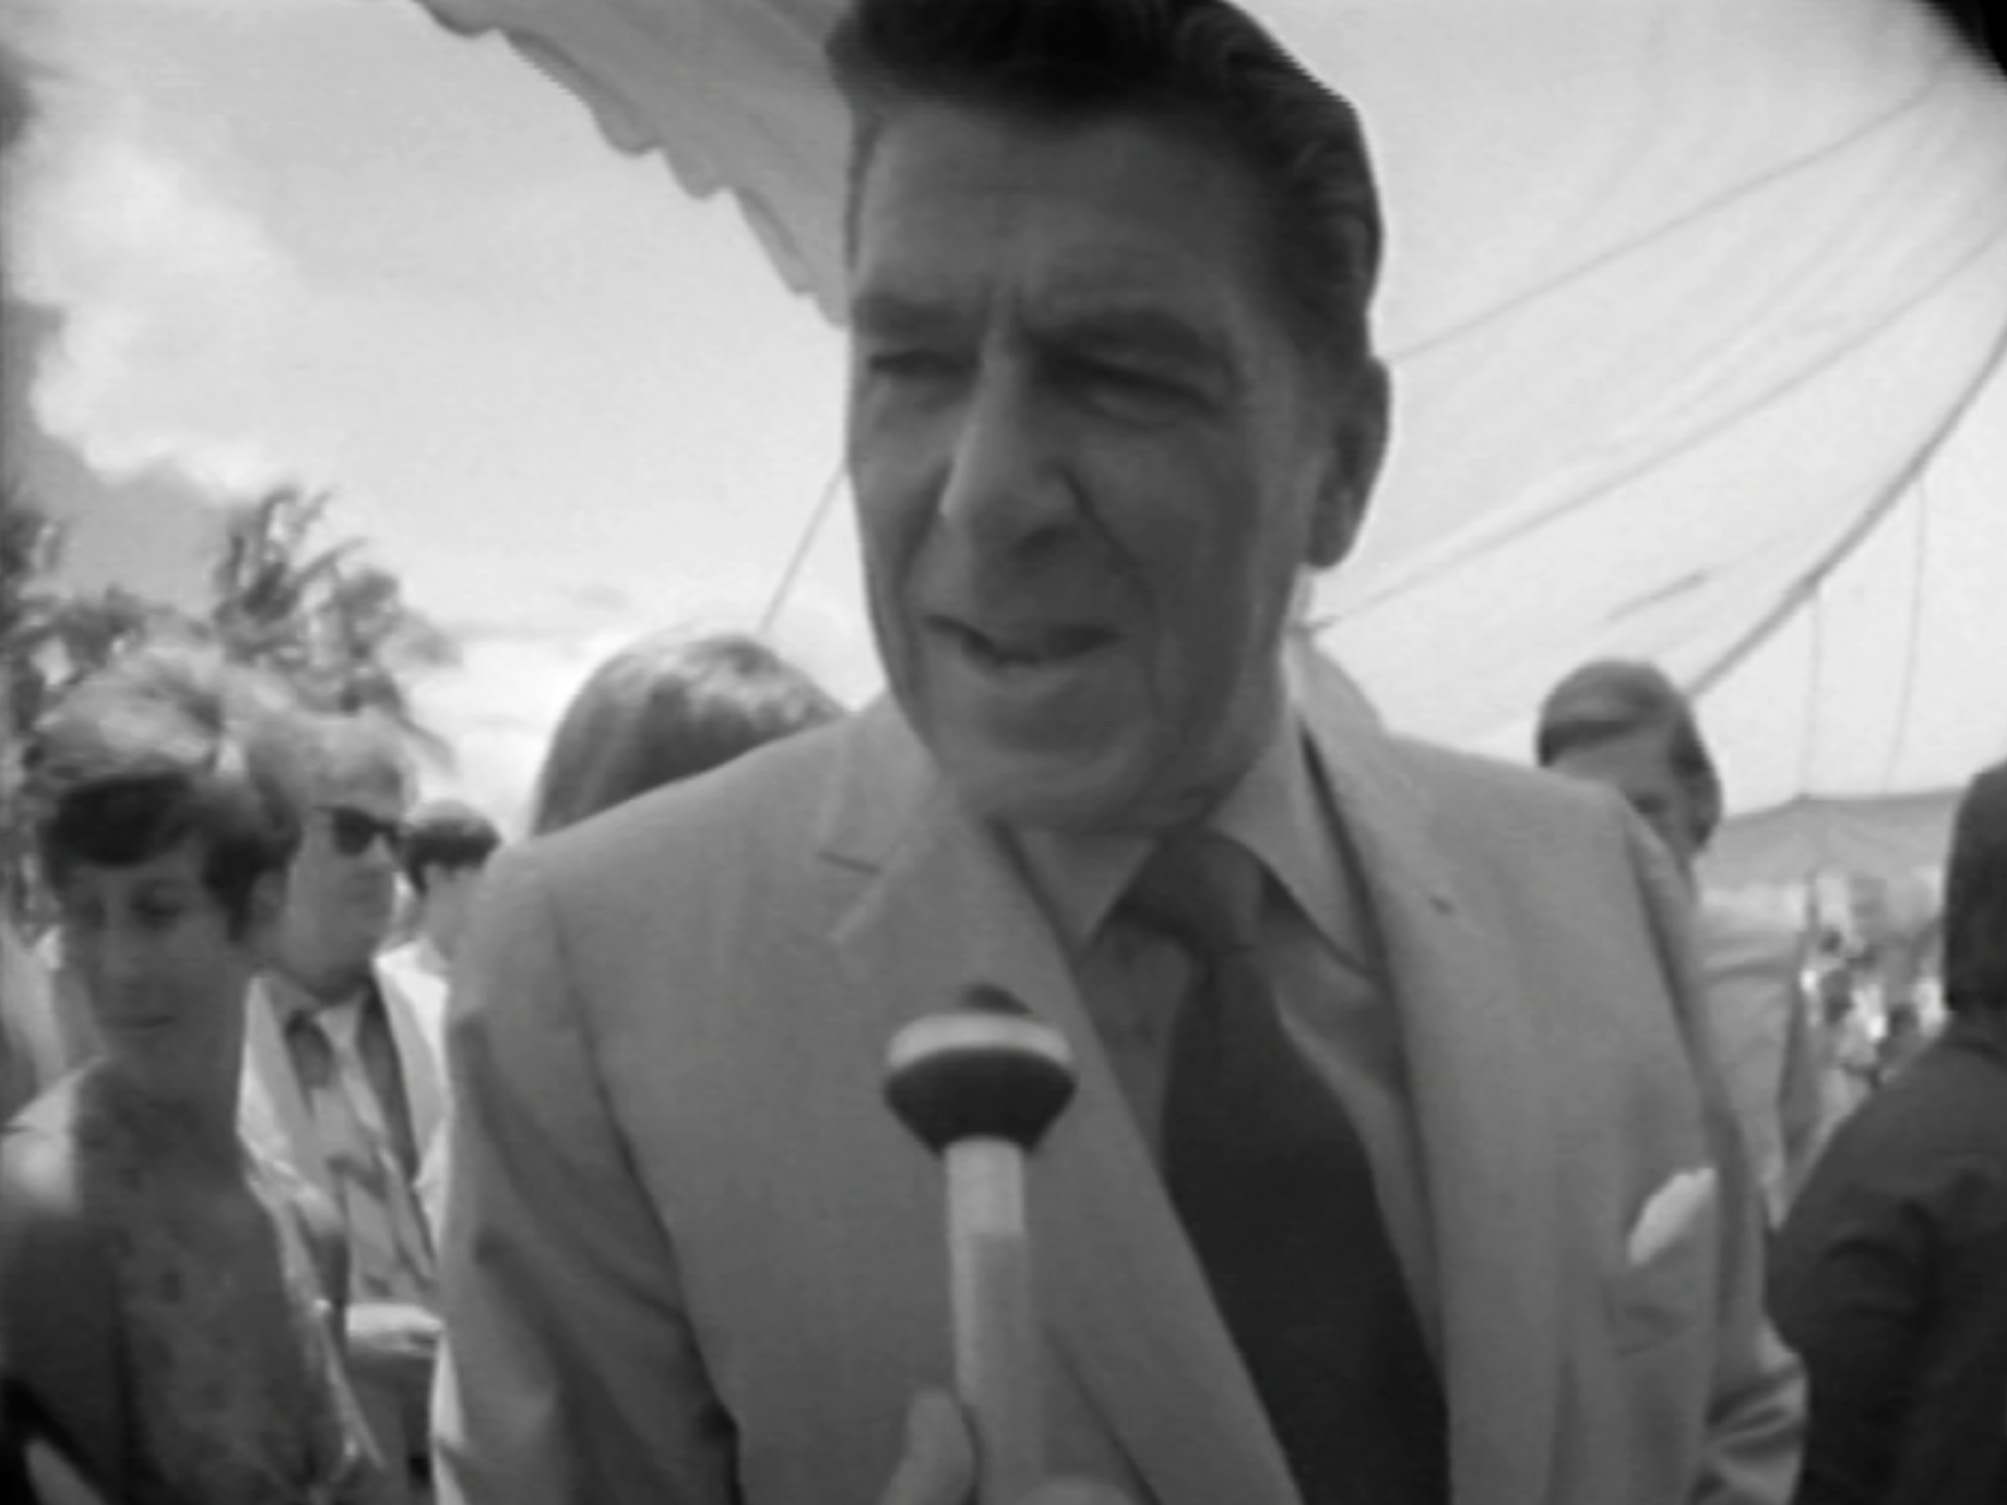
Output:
[944, 1136, 1043, 1505]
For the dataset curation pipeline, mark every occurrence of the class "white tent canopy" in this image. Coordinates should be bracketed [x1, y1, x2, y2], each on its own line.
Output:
[414, 0, 2007, 868]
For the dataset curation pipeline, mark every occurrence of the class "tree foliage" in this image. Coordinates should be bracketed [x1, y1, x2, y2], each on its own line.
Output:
[206, 486, 458, 749]
[2, 480, 459, 918]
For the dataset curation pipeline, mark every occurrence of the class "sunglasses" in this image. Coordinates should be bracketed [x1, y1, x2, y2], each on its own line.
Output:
[319, 805, 408, 859]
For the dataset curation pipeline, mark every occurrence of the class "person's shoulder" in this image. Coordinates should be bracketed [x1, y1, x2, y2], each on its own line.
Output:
[1794, 1035, 2007, 1219]
[1393, 735, 1630, 849]
[460, 714, 872, 950]
[1372, 737, 1690, 950]
[520, 711, 860, 888]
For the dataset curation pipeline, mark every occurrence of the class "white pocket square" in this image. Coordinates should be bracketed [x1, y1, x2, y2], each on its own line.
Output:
[1626, 1167, 1716, 1269]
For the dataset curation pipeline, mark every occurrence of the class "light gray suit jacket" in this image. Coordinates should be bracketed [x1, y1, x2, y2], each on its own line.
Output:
[433, 669, 1801, 1505]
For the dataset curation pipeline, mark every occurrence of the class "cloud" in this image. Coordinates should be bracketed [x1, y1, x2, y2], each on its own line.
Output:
[8, 52, 307, 491]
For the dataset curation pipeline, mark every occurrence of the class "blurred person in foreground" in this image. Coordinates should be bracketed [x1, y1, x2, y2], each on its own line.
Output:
[1538, 659, 1826, 1224]
[0, 649, 387, 1504]
[237, 713, 442, 1502]
[434, 4, 1801, 1503]
[525, 629, 843, 836]
[1770, 759, 2007, 1505]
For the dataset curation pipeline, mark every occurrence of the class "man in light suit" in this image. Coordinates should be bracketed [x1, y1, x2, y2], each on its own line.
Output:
[434, 3, 1802, 1502]
[239, 713, 445, 1503]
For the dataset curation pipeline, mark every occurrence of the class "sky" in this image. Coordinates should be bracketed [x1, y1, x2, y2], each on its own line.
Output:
[7, 0, 870, 829]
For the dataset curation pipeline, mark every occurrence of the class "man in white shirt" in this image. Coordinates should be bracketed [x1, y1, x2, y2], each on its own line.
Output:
[239, 713, 445, 1502]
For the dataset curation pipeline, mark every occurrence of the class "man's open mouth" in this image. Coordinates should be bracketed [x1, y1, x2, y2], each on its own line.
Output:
[936, 618, 1117, 672]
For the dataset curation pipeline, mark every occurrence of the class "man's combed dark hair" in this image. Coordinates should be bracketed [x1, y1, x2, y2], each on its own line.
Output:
[826, 0, 1382, 370]
[25, 649, 316, 930]
[1943, 760, 2007, 1016]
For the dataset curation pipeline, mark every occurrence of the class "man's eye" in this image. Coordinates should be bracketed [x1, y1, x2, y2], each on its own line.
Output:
[867, 349, 961, 382]
[1066, 358, 1192, 412]
[134, 903, 185, 930]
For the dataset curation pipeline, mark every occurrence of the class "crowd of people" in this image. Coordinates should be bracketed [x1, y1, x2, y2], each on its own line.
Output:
[0, 629, 837, 1503]
[3, 1, 2005, 1503]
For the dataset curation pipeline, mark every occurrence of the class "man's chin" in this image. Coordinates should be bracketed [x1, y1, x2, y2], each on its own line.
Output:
[934, 741, 1162, 836]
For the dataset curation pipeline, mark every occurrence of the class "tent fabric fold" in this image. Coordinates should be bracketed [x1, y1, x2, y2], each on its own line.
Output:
[407, 0, 2007, 852]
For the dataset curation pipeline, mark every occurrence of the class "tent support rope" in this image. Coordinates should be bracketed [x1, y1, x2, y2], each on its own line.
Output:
[1879, 473, 1934, 789]
[759, 458, 846, 637]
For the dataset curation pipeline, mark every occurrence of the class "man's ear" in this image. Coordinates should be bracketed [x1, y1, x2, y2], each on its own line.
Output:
[1306, 356, 1391, 570]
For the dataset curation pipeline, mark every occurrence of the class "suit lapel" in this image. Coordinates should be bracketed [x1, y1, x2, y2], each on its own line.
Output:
[823, 707, 1300, 1505]
[1297, 666, 1562, 1505]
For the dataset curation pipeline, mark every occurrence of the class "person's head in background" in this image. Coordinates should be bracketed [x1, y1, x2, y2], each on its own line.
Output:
[1534, 659, 1723, 879]
[1941, 759, 2007, 1021]
[529, 631, 844, 837]
[399, 799, 501, 965]
[27, 649, 313, 1109]
[274, 711, 416, 999]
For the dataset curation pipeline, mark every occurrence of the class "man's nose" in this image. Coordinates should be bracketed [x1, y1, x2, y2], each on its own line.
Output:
[936, 367, 1073, 552]
[356, 835, 400, 874]
[96, 924, 150, 989]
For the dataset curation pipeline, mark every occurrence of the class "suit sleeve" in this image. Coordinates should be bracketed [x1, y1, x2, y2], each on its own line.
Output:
[1623, 818, 1806, 1505]
[431, 847, 738, 1505]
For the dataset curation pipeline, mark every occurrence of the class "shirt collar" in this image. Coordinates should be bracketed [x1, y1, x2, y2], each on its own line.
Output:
[408, 933, 449, 978]
[1010, 698, 1349, 955]
[264, 965, 374, 1031]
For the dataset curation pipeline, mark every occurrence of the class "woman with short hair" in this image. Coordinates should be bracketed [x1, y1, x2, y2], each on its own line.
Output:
[0, 648, 388, 1504]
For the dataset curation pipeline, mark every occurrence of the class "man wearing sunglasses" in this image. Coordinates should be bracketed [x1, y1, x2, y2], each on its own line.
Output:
[239, 712, 446, 1505]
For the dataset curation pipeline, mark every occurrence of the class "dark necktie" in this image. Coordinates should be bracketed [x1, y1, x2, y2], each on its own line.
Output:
[1126, 831, 1449, 1505]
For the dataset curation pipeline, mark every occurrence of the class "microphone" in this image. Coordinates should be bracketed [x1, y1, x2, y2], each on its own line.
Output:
[884, 984, 1077, 1505]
